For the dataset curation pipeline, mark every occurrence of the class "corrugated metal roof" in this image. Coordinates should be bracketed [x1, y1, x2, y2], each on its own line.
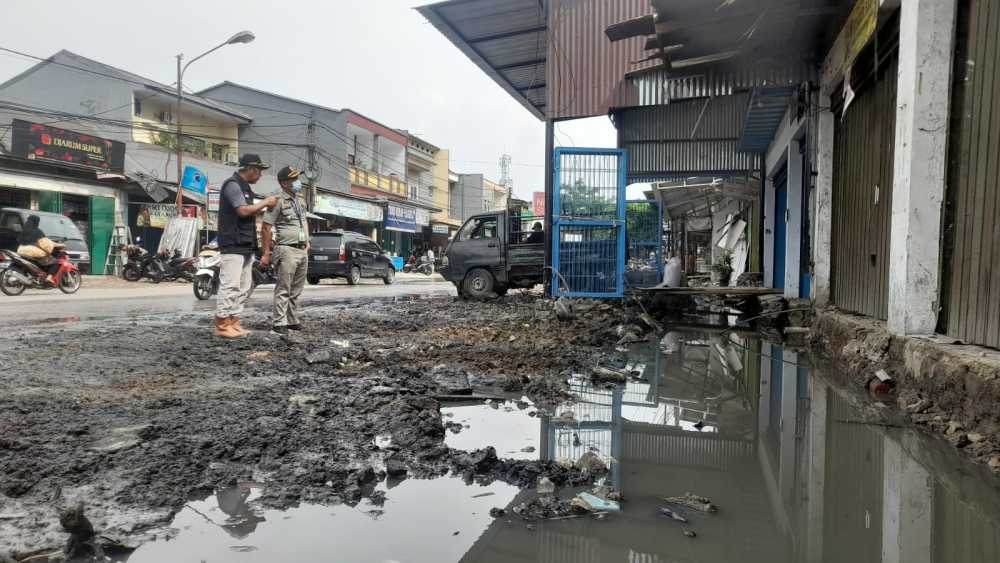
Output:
[629, 60, 816, 105]
[737, 85, 798, 153]
[417, 0, 549, 120]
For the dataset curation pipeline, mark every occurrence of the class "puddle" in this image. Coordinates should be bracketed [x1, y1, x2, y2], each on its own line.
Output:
[127, 478, 519, 563]
[441, 400, 540, 459]
[125, 328, 1000, 562]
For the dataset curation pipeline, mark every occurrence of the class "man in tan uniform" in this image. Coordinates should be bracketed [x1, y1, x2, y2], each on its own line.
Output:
[261, 166, 310, 335]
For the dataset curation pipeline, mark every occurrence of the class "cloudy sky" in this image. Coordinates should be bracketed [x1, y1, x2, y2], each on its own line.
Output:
[0, 0, 614, 200]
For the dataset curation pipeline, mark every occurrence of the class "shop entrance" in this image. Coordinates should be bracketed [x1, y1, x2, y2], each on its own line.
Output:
[0, 186, 31, 209]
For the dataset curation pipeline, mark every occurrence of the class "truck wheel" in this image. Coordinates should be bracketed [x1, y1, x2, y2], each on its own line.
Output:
[463, 268, 495, 300]
[495, 285, 509, 296]
[308, 276, 320, 285]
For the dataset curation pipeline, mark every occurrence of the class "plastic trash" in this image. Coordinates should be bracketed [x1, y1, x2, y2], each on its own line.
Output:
[573, 492, 621, 512]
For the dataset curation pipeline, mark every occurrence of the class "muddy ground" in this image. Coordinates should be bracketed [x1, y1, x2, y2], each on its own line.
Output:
[0, 294, 644, 559]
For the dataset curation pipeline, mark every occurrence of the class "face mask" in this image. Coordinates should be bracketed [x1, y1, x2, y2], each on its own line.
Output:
[291, 179, 303, 192]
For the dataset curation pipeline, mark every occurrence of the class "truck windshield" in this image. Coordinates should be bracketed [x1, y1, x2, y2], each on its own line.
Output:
[458, 216, 497, 241]
[38, 215, 84, 242]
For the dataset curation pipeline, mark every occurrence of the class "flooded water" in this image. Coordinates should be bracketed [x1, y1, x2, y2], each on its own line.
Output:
[126, 328, 1000, 562]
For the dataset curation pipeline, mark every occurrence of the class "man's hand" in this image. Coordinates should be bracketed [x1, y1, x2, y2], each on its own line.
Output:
[260, 252, 271, 268]
[264, 195, 280, 209]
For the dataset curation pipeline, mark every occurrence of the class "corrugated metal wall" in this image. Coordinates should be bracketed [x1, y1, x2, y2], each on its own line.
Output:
[830, 55, 898, 320]
[616, 94, 761, 179]
[629, 61, 816, 106]
[546, 0, 652, 119]
[941, 0, 1000, 349]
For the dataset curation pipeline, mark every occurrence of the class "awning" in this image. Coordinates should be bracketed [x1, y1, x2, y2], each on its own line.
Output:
[648, 177, 759, 220]
[417, 0, 547, 120]
[737, 85, 799, 153]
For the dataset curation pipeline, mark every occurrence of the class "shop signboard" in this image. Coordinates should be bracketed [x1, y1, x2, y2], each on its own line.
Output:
[11, 119, 125, 172]
[136, 203, 216, 231]
[415, 209, 430, 227]
[385, 204, 417, 233]
[432, 224, 450, 235]
[315, 193, 383, 222]
[841, 0, 877, 74]
[533, 191, 545, 217]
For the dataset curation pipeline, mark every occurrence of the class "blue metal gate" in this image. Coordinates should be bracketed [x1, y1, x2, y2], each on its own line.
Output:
[625, 199, 663, 288]
[551, 148, 627, 298]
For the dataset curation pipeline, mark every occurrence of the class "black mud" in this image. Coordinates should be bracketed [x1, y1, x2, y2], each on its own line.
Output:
[0, 295, 638, 558]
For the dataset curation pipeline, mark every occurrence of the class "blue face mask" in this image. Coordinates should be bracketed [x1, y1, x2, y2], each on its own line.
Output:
[291, 179, 303, 192]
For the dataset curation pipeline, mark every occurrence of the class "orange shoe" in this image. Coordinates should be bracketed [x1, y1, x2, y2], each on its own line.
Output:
[231, 316, 251, 337]
[214, 316, 242, 339]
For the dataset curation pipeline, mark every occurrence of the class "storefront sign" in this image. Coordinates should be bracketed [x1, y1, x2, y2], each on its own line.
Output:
[136, 204, 215, 230]
[431, 224, 450, 235]
[314, 193, 383, 222]
[11, 119, 125, 172]
[533, 191, 545, 217]
[385, 204, 417, 233]
[841, 0, 877, 74]
[415, 209, 429, 227]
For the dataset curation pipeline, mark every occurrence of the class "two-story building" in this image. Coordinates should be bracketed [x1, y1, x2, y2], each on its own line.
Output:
[0, 50, 251, 271]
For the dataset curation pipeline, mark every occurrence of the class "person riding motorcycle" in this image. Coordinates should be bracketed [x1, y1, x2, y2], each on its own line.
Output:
[16, 215, 63, 282]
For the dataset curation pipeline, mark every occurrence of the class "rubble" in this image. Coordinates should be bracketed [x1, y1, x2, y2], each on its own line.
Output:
[663, 493, 718, 513]
[575, 451, 608, 475]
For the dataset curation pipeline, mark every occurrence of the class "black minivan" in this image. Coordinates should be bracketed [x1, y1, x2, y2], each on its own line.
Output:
[307, 230, 395, 286]
[0, 208, 91, 274]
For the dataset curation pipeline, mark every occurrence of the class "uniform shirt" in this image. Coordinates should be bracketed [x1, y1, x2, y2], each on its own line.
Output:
[262, 189, 310, 246]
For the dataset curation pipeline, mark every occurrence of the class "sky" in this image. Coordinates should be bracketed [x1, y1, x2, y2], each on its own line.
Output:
[0, 0, 616, 201]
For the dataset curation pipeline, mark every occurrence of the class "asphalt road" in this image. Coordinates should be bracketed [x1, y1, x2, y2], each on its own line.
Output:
[0, 275, 456, 322]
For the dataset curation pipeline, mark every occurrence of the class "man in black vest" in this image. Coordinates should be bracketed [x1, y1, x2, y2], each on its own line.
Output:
[214, 154, 279, 338]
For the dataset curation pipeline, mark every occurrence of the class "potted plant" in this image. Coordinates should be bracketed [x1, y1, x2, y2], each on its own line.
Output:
[710, 250, 734, 286]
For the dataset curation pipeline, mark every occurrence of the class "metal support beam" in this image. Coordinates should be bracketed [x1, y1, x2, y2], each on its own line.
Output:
[468, 25, 547, 44]
[494, 58, 546, 71]
[544, 119, 554, 294]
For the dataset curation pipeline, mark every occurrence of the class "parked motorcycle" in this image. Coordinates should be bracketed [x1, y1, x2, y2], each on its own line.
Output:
[121, 244, 155, 282]
[192, 251, 277, 301]
[403, 257, 434, 276]
[0, 248, 82, 296]
[154, 249, 197, 283]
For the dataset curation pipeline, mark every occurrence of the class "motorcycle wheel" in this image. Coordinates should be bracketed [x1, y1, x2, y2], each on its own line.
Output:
[59, 271, 82, 294]
[193, 276, 213, 301]
[0, 269, 26, 296]
[123, 264, 142, 282]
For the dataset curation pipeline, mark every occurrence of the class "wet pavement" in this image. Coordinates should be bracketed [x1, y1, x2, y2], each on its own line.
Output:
[118, 329, 1000, 563]
[0, 277, 454, 322]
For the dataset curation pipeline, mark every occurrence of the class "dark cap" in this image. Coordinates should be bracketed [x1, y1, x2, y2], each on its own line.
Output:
[277, 166, 302, 182]
[238, 154, 270, 169]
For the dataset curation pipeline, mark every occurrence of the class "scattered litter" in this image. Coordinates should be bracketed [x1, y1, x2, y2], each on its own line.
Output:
[305, 350, 332, 365]
[658, 507, 688, 523]
[575, 451, 608, 475]
[471, 492, 495, 499]
[452, 531, 460, 536]
[230, 546, 258, 553]
[537, 476, 555, 495]
[554, 298, 575, 320]
[330, 339, 351, 348]
[489, 507, 506, 517]
[572, 492, 620, 513]
[683, 530, 697, 538]
[591, 366, 627, 386]
[247, 351, 272, 361]
[663, 493, 718, 513]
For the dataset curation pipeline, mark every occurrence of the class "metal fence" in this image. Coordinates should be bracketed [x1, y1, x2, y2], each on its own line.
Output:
[551, 148, 627, 298]
[625, 200, 663, 287]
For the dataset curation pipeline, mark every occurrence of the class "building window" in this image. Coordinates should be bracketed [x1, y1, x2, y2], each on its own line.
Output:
[409, 185, 418, 200]
[133, 94, 142, 117]
[211, 143, 226, 162]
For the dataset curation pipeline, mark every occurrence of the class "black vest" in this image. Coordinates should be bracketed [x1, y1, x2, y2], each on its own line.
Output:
[218, 174, 257, 254]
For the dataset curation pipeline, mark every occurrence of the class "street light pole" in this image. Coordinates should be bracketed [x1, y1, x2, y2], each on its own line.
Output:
[173, 30, 255, 215]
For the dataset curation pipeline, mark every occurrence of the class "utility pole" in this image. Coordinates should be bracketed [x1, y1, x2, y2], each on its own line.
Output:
[306, 111, 317, 211]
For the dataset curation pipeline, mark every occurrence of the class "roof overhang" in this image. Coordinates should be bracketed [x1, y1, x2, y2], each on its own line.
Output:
[648, 177, 759, 220]
[417, 0, 547, 121]
[737, 85, 799, 153]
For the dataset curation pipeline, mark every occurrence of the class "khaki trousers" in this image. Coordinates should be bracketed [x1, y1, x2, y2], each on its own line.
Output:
[272, 245, 308, 327]
[217, 253, 253, 318]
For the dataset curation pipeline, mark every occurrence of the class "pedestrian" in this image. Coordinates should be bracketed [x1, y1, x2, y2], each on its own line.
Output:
[214, 154, 279, 339]
[261, 166, 310, 335]
[425, 246, 435, 275]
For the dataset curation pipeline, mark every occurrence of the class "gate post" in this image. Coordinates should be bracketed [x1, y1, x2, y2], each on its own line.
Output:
[888, 0, 958, 335]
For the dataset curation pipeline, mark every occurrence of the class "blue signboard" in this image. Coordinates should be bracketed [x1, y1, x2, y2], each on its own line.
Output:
[385, 204, 417, 233]
[181, 166, 208, 195]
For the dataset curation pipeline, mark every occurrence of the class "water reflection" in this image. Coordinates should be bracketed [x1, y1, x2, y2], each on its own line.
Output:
[127, 328, 1000, 563]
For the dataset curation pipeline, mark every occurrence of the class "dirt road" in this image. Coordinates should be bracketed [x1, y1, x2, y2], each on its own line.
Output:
[0, 294, 632, 558]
